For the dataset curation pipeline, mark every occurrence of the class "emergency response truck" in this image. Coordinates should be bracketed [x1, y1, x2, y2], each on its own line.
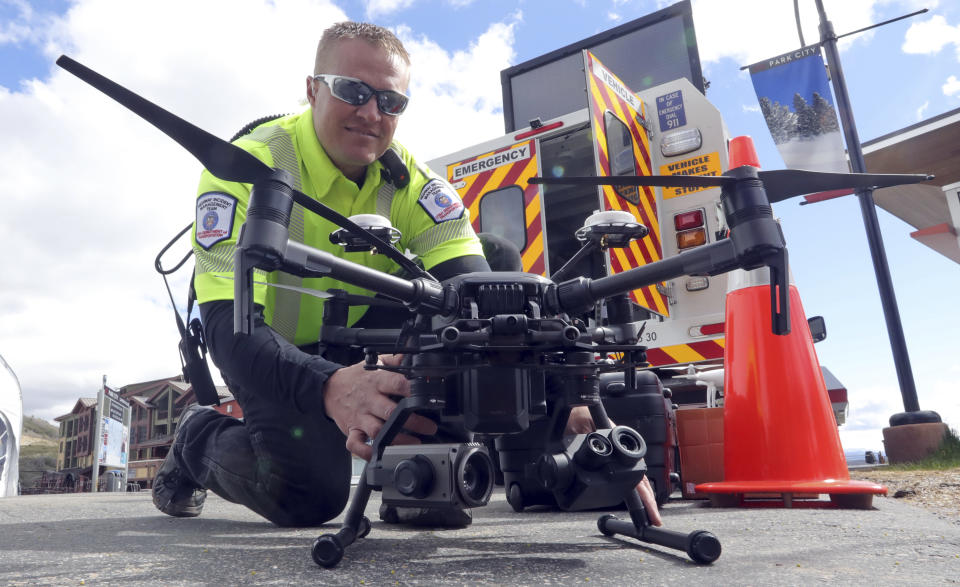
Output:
[427, 51, 731, 393]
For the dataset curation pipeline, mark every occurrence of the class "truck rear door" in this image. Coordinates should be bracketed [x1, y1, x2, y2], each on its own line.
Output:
[582, 50, 669, 318]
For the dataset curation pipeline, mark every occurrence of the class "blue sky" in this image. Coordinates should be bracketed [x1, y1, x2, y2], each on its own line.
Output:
[1, 0, 958, 455]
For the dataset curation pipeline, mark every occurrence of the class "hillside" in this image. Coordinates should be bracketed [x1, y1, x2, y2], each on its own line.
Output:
[18, 415, 59, 489]
[22, 415, 59, 444]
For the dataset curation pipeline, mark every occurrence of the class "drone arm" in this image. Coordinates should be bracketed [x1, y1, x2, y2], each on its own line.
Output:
[233, 235, 449, 337]
[234, 245, 258, 335]
[282, 240, 447, 310]
[556, 239, 738, 314]
[768, 247, 790, 335]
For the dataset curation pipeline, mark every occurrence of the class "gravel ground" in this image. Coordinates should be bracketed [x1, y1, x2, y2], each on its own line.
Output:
[849, 467, 960, 523]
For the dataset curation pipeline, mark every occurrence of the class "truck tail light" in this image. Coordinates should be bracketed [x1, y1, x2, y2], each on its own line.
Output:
[674, 209, 704, 231]
[677, 229, 706, 249]
[674, 208, 706, 250]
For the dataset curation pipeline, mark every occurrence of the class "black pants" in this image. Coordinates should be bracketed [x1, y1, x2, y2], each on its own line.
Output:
[175, 302, 406, 527]
[175, 377, 351, 527]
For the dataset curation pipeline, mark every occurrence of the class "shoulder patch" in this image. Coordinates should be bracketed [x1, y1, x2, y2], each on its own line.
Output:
[195, 192, 238, 250]
[418, 179, 464, 223]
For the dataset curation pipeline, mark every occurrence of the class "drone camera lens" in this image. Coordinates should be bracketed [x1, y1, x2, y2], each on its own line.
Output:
[590, 435, 611, 454]
[455, 446, 495, 507]
[610, 425, 646, 464]
[574, 432, 613, 470]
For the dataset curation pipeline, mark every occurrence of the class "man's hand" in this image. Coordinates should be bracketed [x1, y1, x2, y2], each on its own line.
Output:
[565, 406, 663, 526]
[323, 354, 438, 461]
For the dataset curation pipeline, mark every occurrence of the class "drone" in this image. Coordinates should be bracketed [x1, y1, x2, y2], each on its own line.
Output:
[55, 55, 932, 569]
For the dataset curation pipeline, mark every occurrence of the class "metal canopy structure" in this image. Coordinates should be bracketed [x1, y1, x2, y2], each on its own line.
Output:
[863, 107, 960, 264]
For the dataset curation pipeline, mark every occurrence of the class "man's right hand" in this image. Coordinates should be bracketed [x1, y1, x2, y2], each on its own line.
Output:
[323, 354, 438, 460]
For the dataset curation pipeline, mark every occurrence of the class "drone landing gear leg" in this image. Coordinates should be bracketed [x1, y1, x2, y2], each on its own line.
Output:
[587, 402, 721, 564]
[311, 474, 374, 568]
[311, 397, 424, 568]
[598, 489, 722, 564]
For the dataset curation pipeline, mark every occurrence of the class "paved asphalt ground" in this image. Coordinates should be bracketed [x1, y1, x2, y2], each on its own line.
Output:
[0, 488, 958, 586]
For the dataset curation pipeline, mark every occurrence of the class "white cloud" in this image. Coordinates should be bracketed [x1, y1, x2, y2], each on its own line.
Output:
[364, 0, 416, 19]
[902, 14, 960, 56]
[394, 13, 520, 159]
[0, 20, 30, 45]
[838, 372, 960, 451]
[0, 0, 68, 52]
[0, 0, 32, 44]
[915, 100, 929, 119]
[943, 74, 960, 97]
[693, 0, 890, 69]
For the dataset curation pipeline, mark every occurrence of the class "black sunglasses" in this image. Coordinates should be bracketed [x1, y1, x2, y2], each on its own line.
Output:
[313, 74, 409, 116]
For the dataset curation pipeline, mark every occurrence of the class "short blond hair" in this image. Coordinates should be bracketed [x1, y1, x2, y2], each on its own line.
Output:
[314, 21, 410, 74]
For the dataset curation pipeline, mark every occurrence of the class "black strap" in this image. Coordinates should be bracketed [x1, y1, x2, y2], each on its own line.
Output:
[230, 113, 289, 142]
[154, 222, 195, 341]
[154, 222, 220, 405]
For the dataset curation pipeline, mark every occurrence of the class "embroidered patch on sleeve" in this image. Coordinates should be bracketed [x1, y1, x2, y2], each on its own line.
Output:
[195, 192, 238, 250]
[418, 179, 464, 223]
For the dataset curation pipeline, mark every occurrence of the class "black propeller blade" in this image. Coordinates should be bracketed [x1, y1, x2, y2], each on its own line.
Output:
[530, 174, 729, 189]
[758, 169, 934, 203]
[56, 55, 272, 185]
[531, 169, 932, 203]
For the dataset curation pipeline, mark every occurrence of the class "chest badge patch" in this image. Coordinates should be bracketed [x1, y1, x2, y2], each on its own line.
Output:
[195, 192, 237, 249]
[418, 179, 464, 223]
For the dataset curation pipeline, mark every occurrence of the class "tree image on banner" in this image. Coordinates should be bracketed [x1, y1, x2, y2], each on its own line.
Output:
[749, 47, 847, 173]
[757, 92, 840, 144]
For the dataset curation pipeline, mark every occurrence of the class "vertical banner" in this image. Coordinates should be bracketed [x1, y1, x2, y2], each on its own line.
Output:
[92, 377, 130, 492]
[749, 45, 847, 173]
[99, 386, 129, 468]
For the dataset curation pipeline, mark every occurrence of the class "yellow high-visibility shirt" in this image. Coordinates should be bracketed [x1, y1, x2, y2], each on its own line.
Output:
[192, 109, 482, 345]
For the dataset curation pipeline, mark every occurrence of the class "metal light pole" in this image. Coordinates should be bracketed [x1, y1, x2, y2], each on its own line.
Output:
[814, 0, 940, 426]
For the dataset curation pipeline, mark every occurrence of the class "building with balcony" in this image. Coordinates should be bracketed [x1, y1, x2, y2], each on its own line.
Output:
[54, 398, 97, 476]
[50, 376, 238, 492]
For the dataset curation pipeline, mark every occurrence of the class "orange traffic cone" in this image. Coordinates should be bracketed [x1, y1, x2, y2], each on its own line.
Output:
[696, 137, 886, 507]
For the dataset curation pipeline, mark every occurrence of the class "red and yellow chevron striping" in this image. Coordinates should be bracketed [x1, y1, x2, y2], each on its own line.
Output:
[645, 338, 726, 367]
[585, 51, 668, 316]
[447, 140, 545, 275]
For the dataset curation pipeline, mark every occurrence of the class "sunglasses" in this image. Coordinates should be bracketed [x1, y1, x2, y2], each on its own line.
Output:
[313, 74, 409, 116]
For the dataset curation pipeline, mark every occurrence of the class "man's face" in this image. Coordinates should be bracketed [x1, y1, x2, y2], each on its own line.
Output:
[307, 38, 410, 181]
